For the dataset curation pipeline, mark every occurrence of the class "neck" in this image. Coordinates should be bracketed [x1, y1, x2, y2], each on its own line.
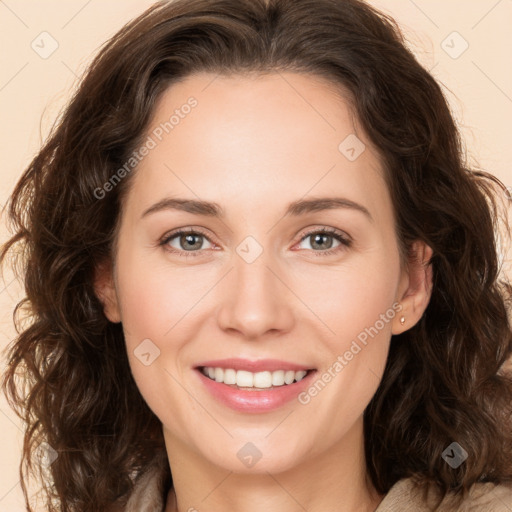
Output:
[163, 416, 384, 512]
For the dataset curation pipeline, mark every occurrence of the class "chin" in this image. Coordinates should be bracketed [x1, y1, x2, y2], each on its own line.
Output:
[199, 436, 310, 475]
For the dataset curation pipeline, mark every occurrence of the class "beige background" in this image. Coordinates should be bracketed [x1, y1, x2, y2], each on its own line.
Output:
[1, 0, 511, 509]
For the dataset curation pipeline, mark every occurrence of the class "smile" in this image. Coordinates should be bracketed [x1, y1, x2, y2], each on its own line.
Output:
[195, 365, 318, 413]
[200, 366, 313, 389]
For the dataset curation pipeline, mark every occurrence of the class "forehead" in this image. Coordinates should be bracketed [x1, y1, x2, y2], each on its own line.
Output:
[124, 71, 390, 224]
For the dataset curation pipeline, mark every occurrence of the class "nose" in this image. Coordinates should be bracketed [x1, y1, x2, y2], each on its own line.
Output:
[215, 251, 295, 340]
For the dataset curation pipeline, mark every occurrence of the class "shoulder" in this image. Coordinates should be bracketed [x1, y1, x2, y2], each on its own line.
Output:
[376, 477, 512, 512]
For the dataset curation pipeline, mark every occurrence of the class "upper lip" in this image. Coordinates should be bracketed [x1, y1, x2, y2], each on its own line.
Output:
[195, 358, 315, 372]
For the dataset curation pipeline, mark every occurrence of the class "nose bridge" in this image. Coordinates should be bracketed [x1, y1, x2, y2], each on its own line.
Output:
[215, 242, 294, 338]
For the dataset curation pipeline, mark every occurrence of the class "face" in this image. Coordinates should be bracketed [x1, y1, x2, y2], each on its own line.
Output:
[96, 71, 431, 476]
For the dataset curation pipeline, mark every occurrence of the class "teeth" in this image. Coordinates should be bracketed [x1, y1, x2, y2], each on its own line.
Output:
[201, 367, 309, 388]
[223, 368, 237, 385]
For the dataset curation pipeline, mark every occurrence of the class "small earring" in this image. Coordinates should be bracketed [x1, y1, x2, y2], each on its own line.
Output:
[400, 316, 405, 325]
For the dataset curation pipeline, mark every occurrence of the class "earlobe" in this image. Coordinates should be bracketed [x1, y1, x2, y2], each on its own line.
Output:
[392, 240, 433, 335]
[93, 260, 122, 323]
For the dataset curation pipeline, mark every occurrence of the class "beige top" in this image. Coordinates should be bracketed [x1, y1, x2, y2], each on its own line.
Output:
[122, 456, 512, 512]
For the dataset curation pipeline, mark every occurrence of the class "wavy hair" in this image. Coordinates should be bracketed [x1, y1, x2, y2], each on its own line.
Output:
[2, 0, 512, 510]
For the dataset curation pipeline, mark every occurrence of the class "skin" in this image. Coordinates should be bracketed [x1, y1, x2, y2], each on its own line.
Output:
[95, 71, 433, 512]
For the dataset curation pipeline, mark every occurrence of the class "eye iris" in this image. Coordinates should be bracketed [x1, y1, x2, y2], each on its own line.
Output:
[311, 233, 333, 250]
[181, 233, 202, 250]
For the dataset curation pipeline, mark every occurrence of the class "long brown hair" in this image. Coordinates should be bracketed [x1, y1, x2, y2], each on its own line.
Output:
[2, 0, 512, 510]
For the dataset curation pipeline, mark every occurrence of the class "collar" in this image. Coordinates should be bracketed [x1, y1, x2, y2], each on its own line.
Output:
[125, 451, 170, 512]
[124, 454, 512, 512]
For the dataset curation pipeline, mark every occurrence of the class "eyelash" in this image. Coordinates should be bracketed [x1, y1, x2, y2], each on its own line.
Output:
[158, 226, 352, 258]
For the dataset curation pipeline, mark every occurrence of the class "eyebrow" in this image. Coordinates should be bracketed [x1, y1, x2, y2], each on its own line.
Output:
[141, 196, 373, 222]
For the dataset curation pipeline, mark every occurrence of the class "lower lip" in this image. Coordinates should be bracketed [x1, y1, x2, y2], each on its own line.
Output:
[195, 368, 317, 413]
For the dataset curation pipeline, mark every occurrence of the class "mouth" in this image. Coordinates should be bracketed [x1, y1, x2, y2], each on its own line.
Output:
[197, 366, 316, 391]
[194, 361, 318, 413]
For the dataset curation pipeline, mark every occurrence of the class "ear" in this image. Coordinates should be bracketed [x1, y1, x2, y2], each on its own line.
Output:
[93, 259, 122, 323]
[392, 240, 433, 335]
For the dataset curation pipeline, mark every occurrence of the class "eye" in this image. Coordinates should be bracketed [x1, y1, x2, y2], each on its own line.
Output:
[296, 227, 352, 256]
[159, 226, 352, 258]
[159, 228, 214, 258]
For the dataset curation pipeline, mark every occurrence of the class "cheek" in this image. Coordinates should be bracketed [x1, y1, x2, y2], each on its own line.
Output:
[298, 252, 400, 342]
[114, 256, 198, 428]
[295, 263, 398, 441]
[117, 274, 171, 347]
[114, 250, 207, 346]
[113, 252, 215, 405]
[295, 251, 400, 413]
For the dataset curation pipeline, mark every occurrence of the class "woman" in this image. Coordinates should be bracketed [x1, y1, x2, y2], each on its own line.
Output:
[2, 0, 512, 511]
